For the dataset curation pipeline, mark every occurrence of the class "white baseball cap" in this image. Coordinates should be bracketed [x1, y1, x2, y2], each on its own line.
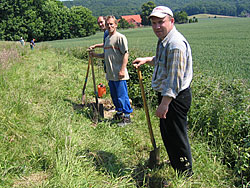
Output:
[148, 6, 173, 19]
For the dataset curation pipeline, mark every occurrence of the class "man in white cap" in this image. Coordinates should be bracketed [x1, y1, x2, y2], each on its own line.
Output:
[133, 6, 193, 177]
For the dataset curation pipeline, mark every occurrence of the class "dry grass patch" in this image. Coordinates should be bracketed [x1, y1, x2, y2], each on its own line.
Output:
[188, 14, 236, 19]
[0, 42, 27, 70]
[13, 172, 48, 188]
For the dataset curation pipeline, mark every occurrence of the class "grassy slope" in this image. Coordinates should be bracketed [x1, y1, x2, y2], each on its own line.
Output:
[2, 17, 250, 187]
[0, 43, 235, 187]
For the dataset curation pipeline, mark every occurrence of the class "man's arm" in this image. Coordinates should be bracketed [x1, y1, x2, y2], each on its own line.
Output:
[156, 48, 187, 119]
[89, 43, 104, 50]
[119, 52, 129, 79]
[132, 56, 155, 68]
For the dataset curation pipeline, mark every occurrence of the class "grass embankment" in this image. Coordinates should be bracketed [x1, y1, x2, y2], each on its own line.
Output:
[0, 41, 236, 187]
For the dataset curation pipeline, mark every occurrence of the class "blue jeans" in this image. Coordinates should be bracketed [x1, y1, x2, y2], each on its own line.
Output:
[108, 80, 133, 114]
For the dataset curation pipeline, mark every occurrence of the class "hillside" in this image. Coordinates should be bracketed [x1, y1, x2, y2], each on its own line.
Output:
[62, 0, 250, 17]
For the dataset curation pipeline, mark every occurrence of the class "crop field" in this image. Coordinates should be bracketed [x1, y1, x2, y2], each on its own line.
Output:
[43, 18, 250, 82]
[1, 18, 249, 187]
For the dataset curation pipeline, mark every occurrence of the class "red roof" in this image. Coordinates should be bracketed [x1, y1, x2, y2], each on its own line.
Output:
[121, 15, 142, 24]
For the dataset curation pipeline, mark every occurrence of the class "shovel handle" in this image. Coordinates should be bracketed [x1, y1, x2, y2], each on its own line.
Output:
[90, 52, 99, 111]
[81, 51, 92, 105]
[137, 68, 157, 149]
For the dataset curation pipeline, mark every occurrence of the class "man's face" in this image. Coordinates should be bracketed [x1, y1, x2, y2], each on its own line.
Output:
[151, 16, 174, 40]
[106, 18, 117, 35]
[97, 17, 106, 31]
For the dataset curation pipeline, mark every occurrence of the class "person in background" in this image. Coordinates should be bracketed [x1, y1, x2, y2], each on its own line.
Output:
[89, 16, 109, 72]
[133, 6, 194, 178]
[30, 38, 35, 50]
[90, 16, 133, 126]
[20, 37, 25, 46]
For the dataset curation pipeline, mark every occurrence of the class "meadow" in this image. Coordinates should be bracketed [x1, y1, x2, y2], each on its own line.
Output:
[0, 18, 249, 187]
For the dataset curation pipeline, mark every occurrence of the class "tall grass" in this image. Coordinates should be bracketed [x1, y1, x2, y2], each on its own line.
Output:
[0, 42, 236, 187]
[1, 18, 249, 187]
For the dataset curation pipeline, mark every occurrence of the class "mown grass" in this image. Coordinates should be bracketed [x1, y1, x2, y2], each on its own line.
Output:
[0, 42, 237, 187]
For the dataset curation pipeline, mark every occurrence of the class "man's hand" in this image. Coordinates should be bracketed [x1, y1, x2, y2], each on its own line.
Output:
[156, 96, 172, 119]
[88, 45, 96, 50]
[118, 69, 125, 79]
[133, 57, 155, 68]
[89, 50, 94, 57]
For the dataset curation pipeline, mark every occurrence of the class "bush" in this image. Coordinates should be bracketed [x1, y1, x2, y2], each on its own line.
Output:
[66, 47, 250, 185]
[127, 50, 250, 185]
[55, 47, 89, 60]
[189, 73, 250, 185]
[127, 50, 157, 107]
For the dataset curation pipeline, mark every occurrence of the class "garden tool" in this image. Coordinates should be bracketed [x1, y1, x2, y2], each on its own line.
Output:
[81, 50, 104, 119]
[137, 67, 160, 168]
[81, 49, 93, 106]
[89, 51, 104, 119]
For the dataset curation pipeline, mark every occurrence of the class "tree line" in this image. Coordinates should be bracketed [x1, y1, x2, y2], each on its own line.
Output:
[0, 0, 191, 42]
[1, 0, 249, 42]
[0, 0, 97, 42]
[140, 1, 196, 26]
[63, 0, 250, 18]
[182, 0, 250, 17]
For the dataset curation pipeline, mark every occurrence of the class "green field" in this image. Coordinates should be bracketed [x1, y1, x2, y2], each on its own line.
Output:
[43, 18, 250, 82]
[1, 18, 250, 187]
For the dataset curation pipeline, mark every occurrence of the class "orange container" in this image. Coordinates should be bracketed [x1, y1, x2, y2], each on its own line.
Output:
[98, 83, 106, 98]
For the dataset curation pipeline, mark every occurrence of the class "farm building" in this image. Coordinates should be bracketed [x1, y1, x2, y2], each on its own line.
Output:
[120, 15, 142, 27]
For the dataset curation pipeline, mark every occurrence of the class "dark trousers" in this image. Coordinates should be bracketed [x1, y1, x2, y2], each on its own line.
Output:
[158, 87, 193, 174]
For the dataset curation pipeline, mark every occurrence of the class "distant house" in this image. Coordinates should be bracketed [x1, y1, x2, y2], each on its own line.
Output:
[120, 15, 142, 28]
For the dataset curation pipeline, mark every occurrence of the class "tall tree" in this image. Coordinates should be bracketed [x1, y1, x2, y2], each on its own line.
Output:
[0, 0, 97, 41]
[0, 0, 44, 41]
[40, 0, 70, 41]
[69, 6, 97, 38]
[140, 1, 156, 26]
[174, 11, 188, 24]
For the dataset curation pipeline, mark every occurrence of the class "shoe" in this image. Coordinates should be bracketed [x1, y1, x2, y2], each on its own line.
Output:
[162, 179, 171, 187]
[112, 112, 123, 121]
[117, 116, 131, 127]
[178, 169, 194, 180]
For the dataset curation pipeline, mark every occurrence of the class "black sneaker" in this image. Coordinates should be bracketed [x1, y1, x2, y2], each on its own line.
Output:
[118, 116, 131, 127]
[162, 179, 171, 187]
[112, 112, 123, 121]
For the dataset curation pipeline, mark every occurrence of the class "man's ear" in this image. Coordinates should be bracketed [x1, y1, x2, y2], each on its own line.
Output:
[171, 17, 175, 24]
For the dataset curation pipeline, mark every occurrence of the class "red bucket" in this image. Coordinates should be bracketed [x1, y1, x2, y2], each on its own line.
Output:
[98, 83, 106, 98]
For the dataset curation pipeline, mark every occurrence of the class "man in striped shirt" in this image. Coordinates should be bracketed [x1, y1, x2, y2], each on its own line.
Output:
[133, 6, 193, 177]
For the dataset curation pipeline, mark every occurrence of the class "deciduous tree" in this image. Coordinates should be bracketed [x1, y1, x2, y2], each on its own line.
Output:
[69, 6, 97, 38]
[140, 1, 156, 26]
